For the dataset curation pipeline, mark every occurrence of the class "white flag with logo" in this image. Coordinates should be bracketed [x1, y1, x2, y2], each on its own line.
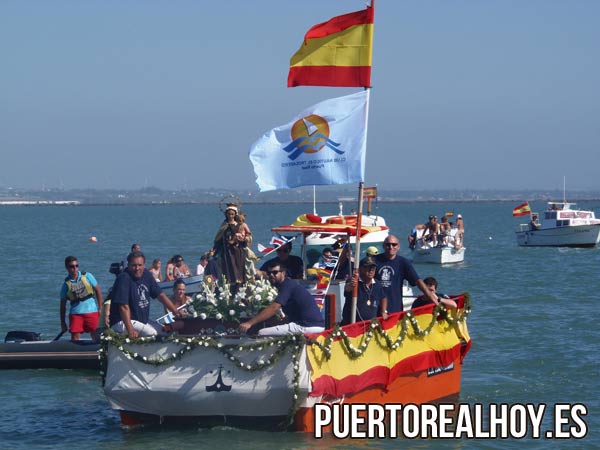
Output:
[249, 90, 369, 192]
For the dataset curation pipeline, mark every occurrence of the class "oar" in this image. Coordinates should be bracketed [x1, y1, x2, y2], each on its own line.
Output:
[52, 330, 66, 341]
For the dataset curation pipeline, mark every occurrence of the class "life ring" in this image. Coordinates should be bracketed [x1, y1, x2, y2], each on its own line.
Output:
[326, 216, 358, 226]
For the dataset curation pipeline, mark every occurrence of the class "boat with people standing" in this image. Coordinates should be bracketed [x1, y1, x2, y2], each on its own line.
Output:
[409, 213, 466, 264]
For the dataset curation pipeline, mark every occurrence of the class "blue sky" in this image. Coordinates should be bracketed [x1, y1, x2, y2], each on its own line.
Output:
[1, 0, 599, 191]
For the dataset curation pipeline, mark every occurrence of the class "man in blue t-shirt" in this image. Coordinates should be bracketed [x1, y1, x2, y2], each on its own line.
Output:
[109, 251, 180, 338]
[239, 262, 324, 336]
[375, 235, 438, 313]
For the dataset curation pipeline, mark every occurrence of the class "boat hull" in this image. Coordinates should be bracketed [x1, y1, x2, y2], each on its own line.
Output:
[117, 353, 464, 432]
[0, 340, 100, 370]
[412, 246, 465, 264]
[102, 296, 471, 432]
[515, 224, 600, 247]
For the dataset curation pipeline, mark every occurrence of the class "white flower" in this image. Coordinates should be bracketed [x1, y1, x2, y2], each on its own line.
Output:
[216, 313, 223, 320]
[200, 313, 207, 320]
[254, 294, 261, 301]
[229, 309, 236, 316]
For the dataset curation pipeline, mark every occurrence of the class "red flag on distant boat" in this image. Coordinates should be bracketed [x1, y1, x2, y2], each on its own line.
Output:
[363, 186, 377, 199]
[512, 202, 531, 216]
[287, 6, 374, 88]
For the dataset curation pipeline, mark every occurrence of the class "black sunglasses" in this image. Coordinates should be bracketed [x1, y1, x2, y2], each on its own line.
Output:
[384, 242, 399, 247]
[267, 270, 283, 275]
[68, 264, 79, 269]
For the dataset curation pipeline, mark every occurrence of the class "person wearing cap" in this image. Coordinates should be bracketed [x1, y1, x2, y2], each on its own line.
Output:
[239, 261, 325, 336]
[341, 256, 388, 325]
[374, 235, 438, 313]
[366, 246, 379, 257]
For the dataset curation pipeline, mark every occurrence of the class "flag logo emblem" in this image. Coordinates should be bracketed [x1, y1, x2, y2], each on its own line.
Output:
[283, 114, 343, 160]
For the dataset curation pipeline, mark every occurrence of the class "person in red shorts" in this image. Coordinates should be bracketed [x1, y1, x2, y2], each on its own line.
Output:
[60, 256, 103, 341]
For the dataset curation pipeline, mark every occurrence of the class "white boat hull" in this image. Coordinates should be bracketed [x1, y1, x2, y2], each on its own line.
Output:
[515, 224, 600, 247]
[304, 228, 388, 246]
[304, 214, 389, 247]
[104, 338, 311, 418]
[412, 246, 466, 264]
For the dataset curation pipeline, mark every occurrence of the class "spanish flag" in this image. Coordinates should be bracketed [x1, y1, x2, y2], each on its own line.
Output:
[363, 186, 377, 199]
[288, 6, 374, 88]
[512, 202, 531, 216]
[307, 295, 471, 398]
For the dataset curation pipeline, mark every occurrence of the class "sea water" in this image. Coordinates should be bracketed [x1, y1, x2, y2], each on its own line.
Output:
[0, 201, 598, 449]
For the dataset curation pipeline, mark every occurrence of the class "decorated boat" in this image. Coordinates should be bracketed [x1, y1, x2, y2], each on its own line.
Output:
[101, 295, 470, 431]
[1, 331, 100, 370]
[101, 1, 472, 431]
[515, 201, 600, 247]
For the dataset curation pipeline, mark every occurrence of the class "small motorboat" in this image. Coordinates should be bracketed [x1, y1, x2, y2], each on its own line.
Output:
[412, 244, 466, 264]
[0, 330, 100, 370]
[410, 226, 465, 264]
[515, 202, 600, 247]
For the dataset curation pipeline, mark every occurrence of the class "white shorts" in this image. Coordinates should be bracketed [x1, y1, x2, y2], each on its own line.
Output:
[257, 322, 325, 336]
[111, 320, 164, 337]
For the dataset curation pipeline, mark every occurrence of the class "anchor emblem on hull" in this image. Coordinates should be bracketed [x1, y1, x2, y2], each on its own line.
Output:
[206, 364, 232, 392]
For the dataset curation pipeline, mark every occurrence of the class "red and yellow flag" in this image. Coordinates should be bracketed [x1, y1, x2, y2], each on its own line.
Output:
[512, 202, 531, 216]
[363, 186, 377, 199]
[287, 6, 374, 88]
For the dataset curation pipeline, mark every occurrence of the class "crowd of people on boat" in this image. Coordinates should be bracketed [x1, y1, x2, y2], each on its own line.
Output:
[408, 213, 464, 250]
[58, 202, 460, 342]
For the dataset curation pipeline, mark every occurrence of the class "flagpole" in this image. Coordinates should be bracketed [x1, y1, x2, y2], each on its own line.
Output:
[350, 182, 365, 323]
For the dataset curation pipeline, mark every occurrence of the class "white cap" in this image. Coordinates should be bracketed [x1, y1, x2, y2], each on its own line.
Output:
[366, 246, 379, 256]
[457, 214, 462, 219]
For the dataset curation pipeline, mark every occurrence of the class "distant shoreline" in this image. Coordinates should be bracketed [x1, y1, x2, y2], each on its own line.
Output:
[2, 198, 600, 207]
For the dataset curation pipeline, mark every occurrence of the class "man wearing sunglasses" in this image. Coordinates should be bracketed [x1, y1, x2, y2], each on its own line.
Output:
[60, 256, 103, 341]
[374, 235, 438, 313]
[258, 243, 304, 280]
[239, 262, 324, 336]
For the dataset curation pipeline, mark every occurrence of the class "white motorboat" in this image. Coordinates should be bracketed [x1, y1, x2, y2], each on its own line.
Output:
[410, 226, 465, 264]
[412, 244, 466, 264]
[515, 202, 600, 248]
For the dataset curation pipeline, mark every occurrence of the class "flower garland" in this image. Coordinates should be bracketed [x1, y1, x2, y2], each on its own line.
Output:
[190, 277, 278, 323]
[309, 293, 471, 359]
